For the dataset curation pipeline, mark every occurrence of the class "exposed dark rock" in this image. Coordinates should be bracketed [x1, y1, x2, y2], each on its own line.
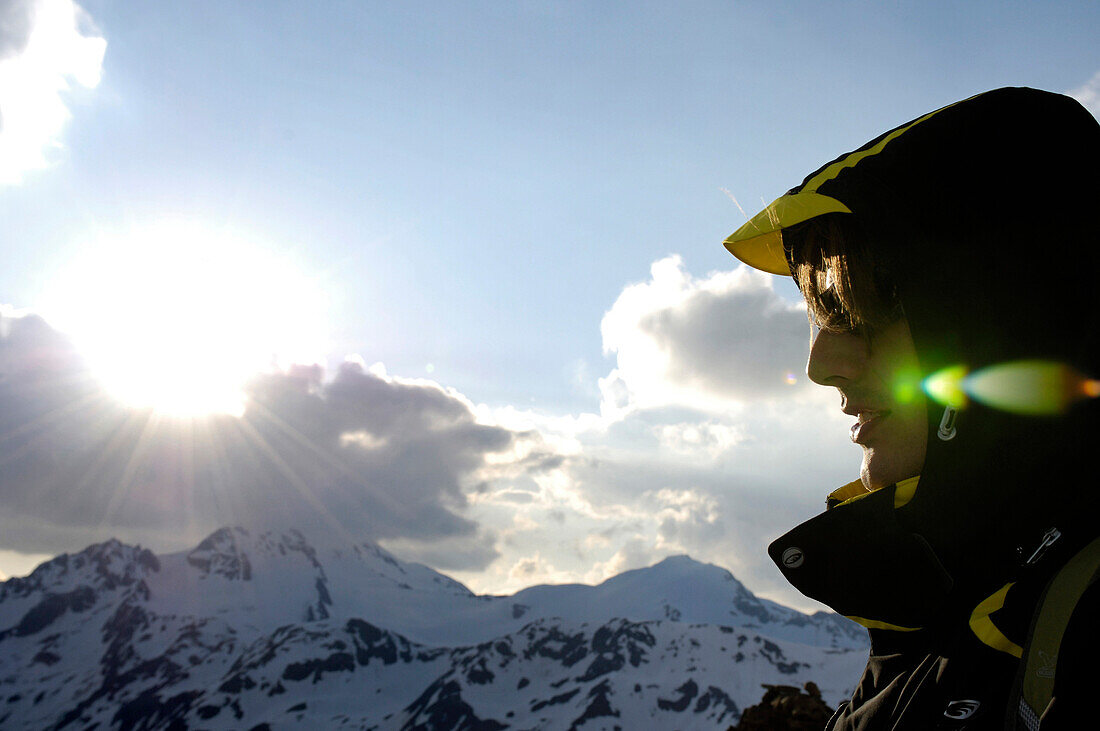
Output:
[218, 673, 256, 694]
[734, 682, 834, 731]
[658, 679, 698, 712]
[569, 679, 619, 729]
[111, 688, 202, 731]
[464, 657, 495, 684]
[760, 639, 806, 674]
[312, 577, 333, 620]
[524, 625, 588, 667]
[187, 528, 252, 580]
[33, 650, 62, 666]
[695, 684, 740, 722]
[281, 651, 355, 683]
[578, 621, 655, 682]
[347, 618, 413, 665]
[402, 676, 508, 731]
[12, 585, 97, 637]
[531, 687, 580, 712]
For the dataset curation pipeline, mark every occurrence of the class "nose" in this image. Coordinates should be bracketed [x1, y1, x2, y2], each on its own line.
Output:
[806, 327, 868, 386]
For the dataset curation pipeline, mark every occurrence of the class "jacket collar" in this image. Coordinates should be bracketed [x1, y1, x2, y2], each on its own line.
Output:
[770, 478, 952, 632]
[774, 475, 1091, 651]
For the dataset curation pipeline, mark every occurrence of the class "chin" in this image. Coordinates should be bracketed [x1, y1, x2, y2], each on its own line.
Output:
[861, 457, 920, 492]
[860, 458, 894, 491]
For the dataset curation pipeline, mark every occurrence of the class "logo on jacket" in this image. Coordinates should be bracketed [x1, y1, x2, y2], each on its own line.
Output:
[1036, 649, 1057, 679]
[781, 546, 804, 569]
[943, 699, 981, 720]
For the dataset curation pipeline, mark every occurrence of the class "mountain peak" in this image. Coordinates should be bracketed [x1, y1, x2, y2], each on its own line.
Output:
[0, 531, 869, 730]
[0, 537, 159, 602]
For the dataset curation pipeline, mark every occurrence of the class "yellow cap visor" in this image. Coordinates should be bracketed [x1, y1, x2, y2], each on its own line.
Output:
[722, 191, 851, 275]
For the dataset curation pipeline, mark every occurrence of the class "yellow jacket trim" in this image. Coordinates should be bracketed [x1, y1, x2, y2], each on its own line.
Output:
[845, 616, 922, 632]
[1021, 536, 1100, 716]
[893, 476, 919, 508]
[969, 583, 1024, 658]
[828, 475, 920, 510]
[827, 479, 870, 507]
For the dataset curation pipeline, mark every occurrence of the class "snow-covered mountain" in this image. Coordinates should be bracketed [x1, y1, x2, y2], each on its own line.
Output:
[0, 528, 869, 729]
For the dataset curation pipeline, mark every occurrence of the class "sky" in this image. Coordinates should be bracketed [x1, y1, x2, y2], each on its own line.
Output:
[1, 0, 1097, 613]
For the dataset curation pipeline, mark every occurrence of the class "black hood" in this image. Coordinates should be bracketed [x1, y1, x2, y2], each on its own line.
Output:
[828, 87, 1100, 581]
[739, 88, 1100, 626]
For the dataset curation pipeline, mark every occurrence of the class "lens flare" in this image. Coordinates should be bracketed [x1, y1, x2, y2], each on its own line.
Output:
[923, 361, 1099, 415]
[923, 365, 969, 408]
[892, 366, 923, 404]
[967, 361, 1089, 416]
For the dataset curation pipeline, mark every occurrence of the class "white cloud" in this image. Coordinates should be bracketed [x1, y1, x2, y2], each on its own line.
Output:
[505, 552, 576, 587]
[600, 256, 810, 416]
[581, 537, 665, 585]
[654, 420, 744, 460]
[0, 0, 105, 184]
[648, 487, 720, 537]
[0, 547, 54, 580]
[451, 256, 857, 610]
[1068, 70, 1100, 118]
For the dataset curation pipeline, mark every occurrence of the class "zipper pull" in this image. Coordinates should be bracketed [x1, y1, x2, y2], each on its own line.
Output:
[937, 406, 959, 441]
[1026, 527, 1062, 565]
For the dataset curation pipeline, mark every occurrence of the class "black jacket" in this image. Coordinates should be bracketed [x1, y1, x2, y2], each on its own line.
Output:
[773, 478, 1099, 730]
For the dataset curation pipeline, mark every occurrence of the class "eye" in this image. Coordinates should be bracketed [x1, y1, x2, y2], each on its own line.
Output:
[819, 286, 842, 316]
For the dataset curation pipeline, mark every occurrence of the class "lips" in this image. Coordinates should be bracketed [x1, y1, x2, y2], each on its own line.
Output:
[849, 410, 890, 444]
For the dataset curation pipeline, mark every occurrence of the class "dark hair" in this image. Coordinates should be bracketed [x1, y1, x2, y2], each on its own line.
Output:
[782, 213, 902, 335]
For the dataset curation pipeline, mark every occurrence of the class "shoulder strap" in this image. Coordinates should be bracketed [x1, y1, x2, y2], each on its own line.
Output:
[1009, 536, 1100, 730]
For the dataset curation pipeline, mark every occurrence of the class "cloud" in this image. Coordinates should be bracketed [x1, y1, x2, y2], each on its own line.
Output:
[450, 256, 856, 610]
[0, 548, 53, 580]
[654, 419, 744, 459]
[0, 0, 35, 59]
[451, 401, 853, 607]
[0, 0, 106, 184]
[599, 256, 810, 415]
[0, 309, 519, 570]
[2, 254, 859, 612]
[1068, 70, 1100, 118]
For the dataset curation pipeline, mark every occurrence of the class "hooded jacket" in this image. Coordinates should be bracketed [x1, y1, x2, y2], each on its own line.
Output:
[723, 88, 1100, 729]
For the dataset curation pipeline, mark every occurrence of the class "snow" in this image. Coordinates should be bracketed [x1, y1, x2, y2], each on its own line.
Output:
[0, 526, 869, 729]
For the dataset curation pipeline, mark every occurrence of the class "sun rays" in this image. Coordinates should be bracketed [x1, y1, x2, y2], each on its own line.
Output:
[38, 220, 331, 417]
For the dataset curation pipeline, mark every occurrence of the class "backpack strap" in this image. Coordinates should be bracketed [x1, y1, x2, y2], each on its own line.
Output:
[1009, 536, 1100, 729]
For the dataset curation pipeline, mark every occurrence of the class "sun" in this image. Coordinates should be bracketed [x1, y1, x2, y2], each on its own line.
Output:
[39, 220, 331, 416]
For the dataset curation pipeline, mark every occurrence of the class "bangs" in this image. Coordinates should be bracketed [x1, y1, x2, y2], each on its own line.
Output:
[783, 214, 901, 334]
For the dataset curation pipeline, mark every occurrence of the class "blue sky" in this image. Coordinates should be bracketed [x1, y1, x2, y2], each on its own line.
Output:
[1, 0, 1097, 611]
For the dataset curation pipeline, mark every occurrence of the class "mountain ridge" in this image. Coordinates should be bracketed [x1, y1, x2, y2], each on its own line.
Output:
[0, 526, 868, 729]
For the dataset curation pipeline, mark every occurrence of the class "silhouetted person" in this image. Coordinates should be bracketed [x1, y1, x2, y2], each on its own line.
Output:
[724, 87, 1100, 729]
